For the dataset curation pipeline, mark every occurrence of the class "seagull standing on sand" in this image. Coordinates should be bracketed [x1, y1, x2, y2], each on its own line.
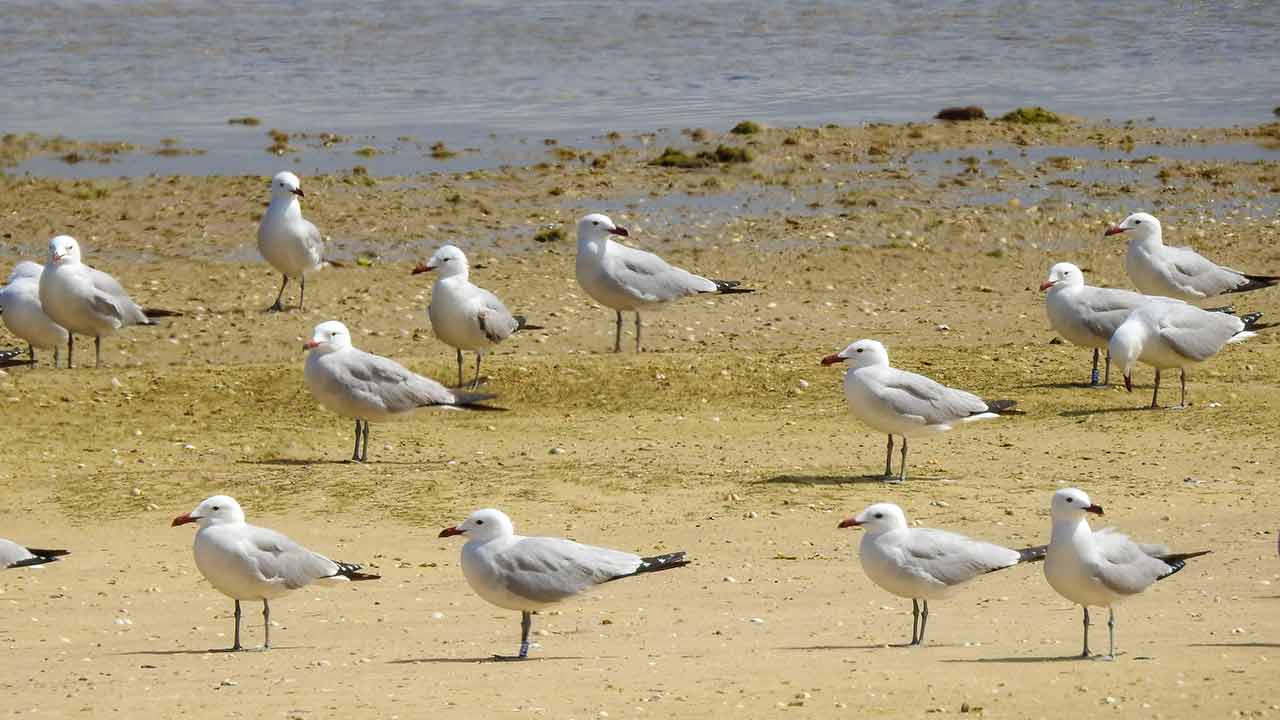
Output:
[39, 235, 158, 368]
[1108, 212, 1279, 301]
[0, 261, 68, 367]
[1108, 301, 1264, 408]
[258, 171, 326, 312]
[575, 213, 754, 352]
[439, 508, 689, 659]
[1040, 262, 1157, 386]
[1, 539, 69, 569]
[303, 320, 498, 462]
[1044, 488, 1209, 660]
[821, 340, 1019, 482]
[412, 244, 540, 388]
[172, 495, 378, 651]
[838, 503, 1044, 645]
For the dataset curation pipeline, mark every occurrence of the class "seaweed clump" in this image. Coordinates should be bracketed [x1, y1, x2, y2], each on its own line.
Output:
[533, 227, 565, 243]
[650, 145, 752, 169]
[935, 106, 987, 121]
[999, 107, 1062, 124]
[730, 120, 761, 135]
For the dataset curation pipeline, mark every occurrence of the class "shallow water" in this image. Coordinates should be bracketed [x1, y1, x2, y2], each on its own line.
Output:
[3, 0, 1278, 178]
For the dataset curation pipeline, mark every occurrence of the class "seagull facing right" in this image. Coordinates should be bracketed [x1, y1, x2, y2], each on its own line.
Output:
[575, 213, 754, 352]
[1107, 212, 1279, 301]
[258, 171, 326, 312]
[172, 495, 379, 651]
[820, 339, 1020, 482]
[1, 538, 69, 569]
[1044, 488, 1209, 660]
[0, 261, 68, 367]
[838, 503, 1045, 646]
[439, 508, 689, 660]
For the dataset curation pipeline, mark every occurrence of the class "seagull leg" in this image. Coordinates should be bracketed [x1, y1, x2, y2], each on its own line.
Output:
[67, 335, 73, 369]
[1106, 607, 1116, 660]
[352, 419, 362, 462]
[232, 599, 243, 651]
[28, 344, 36, 367]
[894, 437, 908, 483]
[94, 335, 102, 368]
[268, 275, 288, 312]
[53, 345, 60, 369]
[884, 435, 894, 479]
[495, 611, 534, 661]
[1150, 369, 1161, 409]
[361, 420, 370, 462]
[1089, 348, 1101, 386]
[918, 600, 930, 645]
[613, 310, 623, 353]
[635, 312, 642, 353]
[472, 352, 483, 390]
[911, 598, 920, 645]
[1179, 369, 1187, 408]
[1080, 607, 1090, 659]
[1103, 349, 1112, 386]
[455, 348, 465, 387]
[262, 599, 271, 650]
[299, 274, 306, 311]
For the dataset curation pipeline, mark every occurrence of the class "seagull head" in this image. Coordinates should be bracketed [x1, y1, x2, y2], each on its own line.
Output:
[172, 495, 246, 528]
[821, 339, 889, 369]
[838, 502, 908, 532]
[1051, 488, 1103, 520]
[438, 508, 514, 541]
[1040, 262, 1085, 292]
[304, 320, 354, 352]
[576, 213, 628, 245]
[1104, 212, 1161, 242]
[413, 244, 468, 278]
[270, 171, 305, 200]
[1107, 316, 1147, 393]
[47, 235, 81, 266]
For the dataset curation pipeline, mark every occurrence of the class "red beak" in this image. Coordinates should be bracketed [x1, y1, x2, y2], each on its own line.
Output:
[411, 262, 434, 275]
[608, 226, 629, 237]
[1123, 373, 1132, 392]
[820, 353, 843, 366]
[1085, 504, 1104, 516]
[171, 513, 197, 527]
[438, 527, 464, 538]
[1039, 280, 1055, 291]
[291, 188, 305, 197]
[1103, 226, 1125, 236]
[303, 340, 319, 350]
[837, 517, 861, 528]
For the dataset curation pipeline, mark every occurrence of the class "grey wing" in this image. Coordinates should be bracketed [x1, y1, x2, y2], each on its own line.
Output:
[606, 244, 717, 303]
[476, 288, 518, 343]
[1154, 304, 1240, 361]
[1092, 528, 1170, 595]
[1165, 245, 1248, 297]
[902, 529, 1019, 585]
[302, 219, 324, 263]
[243, 526, 339, 589]
[493, 537, 641, 604]
[874, 369, 989, 425]
[88, 268, 149, 324]
[1078, 287, 1149, 338]
[343, 350, 456, 411]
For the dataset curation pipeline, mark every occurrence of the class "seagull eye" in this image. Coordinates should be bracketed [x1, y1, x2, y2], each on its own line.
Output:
[592, 221, 599, 226]
[856, 348, 864, 353]
[212, 506, 220, 511]
[1065, 498, 1073, 503]
[476, 519, 485, 525]
[874, 512, 883, 519]
[1134, 219, 1142, 224]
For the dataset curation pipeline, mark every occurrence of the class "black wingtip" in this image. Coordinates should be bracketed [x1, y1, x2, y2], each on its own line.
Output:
[514, 315, 545, 332]
[712, 279, 756, 295]
[1156, 549, 1210, 580]
[334, 561, 380, 581]
[983, 399, 1023, 415]
[1015, 544, 1048, 564]
[143, 307, 183, 319]
[25, 548, 70, 558]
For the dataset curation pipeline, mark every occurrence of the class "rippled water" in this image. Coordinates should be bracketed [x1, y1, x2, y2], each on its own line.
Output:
[2, 0, 1278, 176]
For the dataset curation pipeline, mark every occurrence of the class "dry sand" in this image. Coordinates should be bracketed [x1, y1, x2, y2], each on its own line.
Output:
[2, 119, 1279, 718]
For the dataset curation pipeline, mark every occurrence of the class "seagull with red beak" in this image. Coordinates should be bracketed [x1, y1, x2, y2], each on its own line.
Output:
[258, 171, 327, 312]
[1045, 488, 1209, 660]
[575, 212, 754, 352]
[838, 502, 1044, 646]
[1041, 262, 1157, 387]
[1108, 211, 1279, 301]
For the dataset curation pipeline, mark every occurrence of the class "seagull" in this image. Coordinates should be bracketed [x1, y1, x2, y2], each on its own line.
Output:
[258, 171, 327, 312]
[412, 244, 541, 388]
[575, 213, 754, 352]
[439, 508, 689, 660]
[172, 495, 378, 651]
[1041, 262, 1156, 386]
[1044, 488, 1209, 660]
[303, 320, 499, 462]
[1, 538, 69, 569]
[1107, 212, 1279, 301]
[1109, 300, 1266, 408]
[38, 235, 163, 368]
[0, 261, 68, 367]
[821, 339, 1020, 482]
[838, 503, 1044, 645]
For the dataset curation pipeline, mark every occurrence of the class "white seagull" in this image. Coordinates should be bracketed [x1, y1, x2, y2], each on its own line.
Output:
[1044, 488, 1209, 660]
[172, 495, 378, 651]
[1108, 212, 1278, 301]
[439, 508, 689, 659]
[821, 339, 1019, 482]
[1, 538, 69, 569]
[1108, 301, 1265, 408]
[0, 261, 68, 367]
[303, 320, 498, 462]
[838, 503, 1044, 645]
[412, 244, 540, 388]
[1040, 262, 1158, 386]
[575, 213, 754, 352]
[38, 235, 164, 368]
[258, 171, 327, 311]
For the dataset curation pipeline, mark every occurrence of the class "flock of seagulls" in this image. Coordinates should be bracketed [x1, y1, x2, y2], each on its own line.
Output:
[1, 171, 1272, 660]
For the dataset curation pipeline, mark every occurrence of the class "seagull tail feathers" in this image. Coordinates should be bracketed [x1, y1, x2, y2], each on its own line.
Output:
[711, 279, 756, 295]
[332, 561, 380, 582]
[612, 552, 690, 581]
[1157, 549, 1211, 579]
[1226, 273, 1280, 294]
[514, 315, 545, 331]
[1013, 544, 1047, 564]
[983, 399, 1023, 415]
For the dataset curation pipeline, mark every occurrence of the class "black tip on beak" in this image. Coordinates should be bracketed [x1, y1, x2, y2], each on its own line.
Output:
[1086, 504, 1104, 516]
[292, 188, 305, 197]
[608, 226, 629, 237]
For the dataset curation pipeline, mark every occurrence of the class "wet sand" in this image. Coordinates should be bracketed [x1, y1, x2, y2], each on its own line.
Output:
[2, 119, 1279, 718]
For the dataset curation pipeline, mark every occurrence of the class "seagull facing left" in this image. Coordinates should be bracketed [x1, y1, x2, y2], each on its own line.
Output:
[172, 495, 379, 651]
[439, 508, 689, 660]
